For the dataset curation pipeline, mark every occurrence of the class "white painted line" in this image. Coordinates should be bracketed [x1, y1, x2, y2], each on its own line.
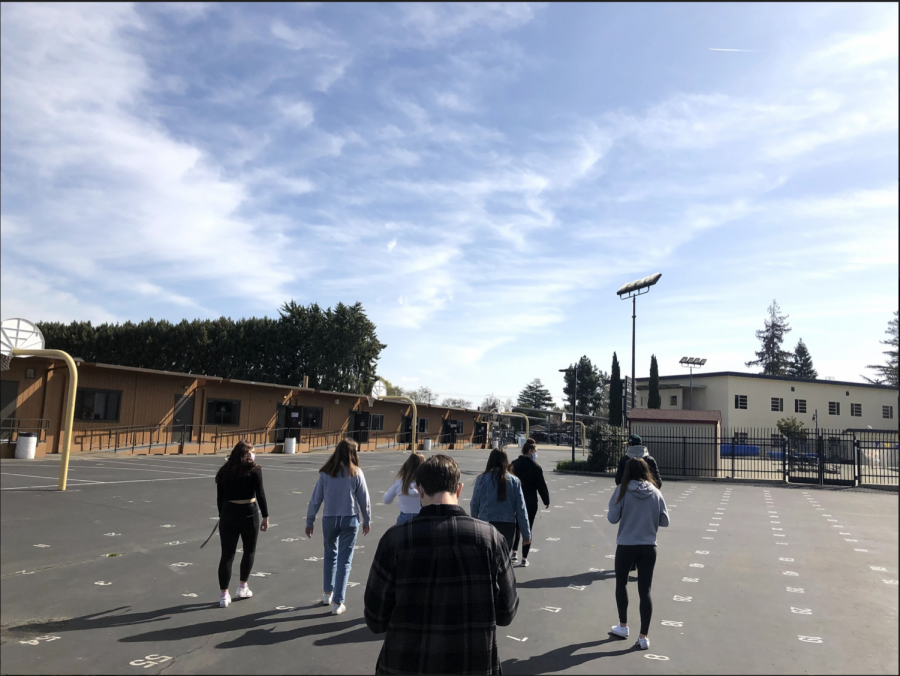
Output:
[507, 636, 528, 641]
[1, 472, 97, 483]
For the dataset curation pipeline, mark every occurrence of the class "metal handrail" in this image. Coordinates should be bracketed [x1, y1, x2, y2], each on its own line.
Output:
[0, 418, 51, 443]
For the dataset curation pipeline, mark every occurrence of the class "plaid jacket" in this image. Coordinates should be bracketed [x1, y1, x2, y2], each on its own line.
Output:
[364, 504, 519, 675]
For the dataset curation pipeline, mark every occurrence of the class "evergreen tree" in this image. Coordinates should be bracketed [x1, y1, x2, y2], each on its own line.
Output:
[517, 378, 555, 410]
[863, 311, 899, 387]
[561, 356, 608, 416]
[745, 300, 793, 375]
[648, 354, 661, 408]
[608, 352, 623, 427]
[788, 339, 818, 379]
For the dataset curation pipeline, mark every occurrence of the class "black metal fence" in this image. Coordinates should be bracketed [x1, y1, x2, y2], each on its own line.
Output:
[593, 426, 898, 488]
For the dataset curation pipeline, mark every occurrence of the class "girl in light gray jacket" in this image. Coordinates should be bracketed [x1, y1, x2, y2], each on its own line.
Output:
[606, 457, 669, 651]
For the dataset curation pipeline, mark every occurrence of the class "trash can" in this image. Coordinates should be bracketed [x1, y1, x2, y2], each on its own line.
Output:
[283, 437, 297, 454]
[491, 440, 499, 450]
[423, 439, 432, 451]
[517, 436, 526, 450]
[15, 432, 37, 460]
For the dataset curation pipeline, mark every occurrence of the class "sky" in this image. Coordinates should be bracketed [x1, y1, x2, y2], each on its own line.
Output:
[1, 2, 897, 407]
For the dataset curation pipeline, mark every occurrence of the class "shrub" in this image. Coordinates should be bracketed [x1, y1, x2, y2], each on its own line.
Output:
[587, 422, 626, 472]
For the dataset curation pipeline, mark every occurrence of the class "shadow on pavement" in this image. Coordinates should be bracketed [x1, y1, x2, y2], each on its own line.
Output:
[214, 617, 367, 648]
[516, 569, 615, 589]
[502, 637, 637, 674]
[313, 624, 383, 646]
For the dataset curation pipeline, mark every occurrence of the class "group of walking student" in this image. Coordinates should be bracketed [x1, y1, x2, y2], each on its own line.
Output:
[213, 433, 669, 673]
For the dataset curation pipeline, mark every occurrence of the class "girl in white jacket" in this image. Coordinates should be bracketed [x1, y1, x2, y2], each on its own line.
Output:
[383, 452, 425, 525]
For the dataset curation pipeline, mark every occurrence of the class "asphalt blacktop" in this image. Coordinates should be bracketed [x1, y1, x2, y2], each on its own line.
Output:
[1, 446, 897, 675]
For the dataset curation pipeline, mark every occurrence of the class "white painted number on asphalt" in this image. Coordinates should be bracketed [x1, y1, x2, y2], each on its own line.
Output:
[783, 571, 799, 576]
[689, 563, 705, 568]
[104, 533, 120, 537]
[682, 577, 699, 583]
[304, 557, 322, 562]
[695, 551, 709, 555]
[645, 654, 670, 660]
[33, 544, 50, 548]
[870, 566, 887, 572]
[884, 580, 899, 585]
[568, 584, 586, 591]
[165, 541, 185, 546]
[661, 620, 683, 627]
[798, 636, 823, 643]
[130, 655, 172, 668]
[182, 593, 198, 597]
[276, 605, 295, 610]
[786, 587, 805, 593]
[251, 572, 271, 577]
[507, 636, 528, 642]
[791, 607, 812, 614]
[673, 595, 692, 602]
[281, 538, 300, 542]
[541, 606, 562, 613]
[94, 581, 112, 586]
[546, 537, 560, 541]
[19, 635, 60, 646]
[170, 562, 193, 567]
[779, 558, 794, 562]
[160, 525, 175, 528]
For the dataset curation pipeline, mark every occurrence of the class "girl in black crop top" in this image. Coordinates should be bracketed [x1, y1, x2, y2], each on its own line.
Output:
[215, 440, 269, 607]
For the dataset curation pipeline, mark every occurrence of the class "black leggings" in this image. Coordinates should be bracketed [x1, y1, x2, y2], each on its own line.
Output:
[218, 502, 260, 589]
[490, 522, 517, 552]
[512, 504, 539, 558]
[614, 544, 657, 635]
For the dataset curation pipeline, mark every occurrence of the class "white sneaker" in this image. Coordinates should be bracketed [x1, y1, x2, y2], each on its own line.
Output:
[517, 558, 530, 567]
[511, 551, 518, 562]
[635, 637, 650, 650]
[610, 624, 629, 639]
[322, 592, 333, 606]
[331, 602, 346, 615]
[220, 593, 231, 608]
[236, 586, 252, 599]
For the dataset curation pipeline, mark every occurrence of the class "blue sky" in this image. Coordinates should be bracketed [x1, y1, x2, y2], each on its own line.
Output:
[1, 2, 897, 406]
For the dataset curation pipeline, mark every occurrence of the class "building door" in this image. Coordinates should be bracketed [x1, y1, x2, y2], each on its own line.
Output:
[401, 416, 413, 444]
[173, 394, 194, 444]
[353, 411, 370, 444]
[286, 406, 304, 440]
[1, 380, 18, 441]
[443, 419, 458, 444]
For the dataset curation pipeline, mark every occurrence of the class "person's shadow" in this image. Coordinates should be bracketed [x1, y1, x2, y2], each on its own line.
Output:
[515, 569, 615, 589]
[502, 637, 637, 674]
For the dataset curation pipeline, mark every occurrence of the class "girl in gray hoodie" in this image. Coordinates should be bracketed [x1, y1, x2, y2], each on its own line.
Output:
[606, 457, 669, 651]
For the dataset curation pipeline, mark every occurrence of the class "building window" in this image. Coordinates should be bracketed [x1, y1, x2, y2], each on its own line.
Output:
[850, 403, 862, 417]
[771, 397, 783, 412]
[669, 395, 678, 406]
[205, 399, 240, 426]
[25, 368, 36, 379]
[457, 421, 464, 434]
[794, 399, 807, 414]
[301, 406, 323, 429]
[734, 395, 747, 410]
[884, 406, 894, 419]
[418, 418, 429, 434]
[75, 388, 122, 422]
[734, 432, 749, 443]
[828, 402, 840, 416]
[370, 414, 384, 431]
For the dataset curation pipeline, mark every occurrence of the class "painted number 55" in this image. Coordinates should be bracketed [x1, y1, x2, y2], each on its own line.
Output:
[130, 655, 172, 669]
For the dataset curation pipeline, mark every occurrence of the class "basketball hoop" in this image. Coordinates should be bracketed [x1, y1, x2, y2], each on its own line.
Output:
[371, 380, 387, 401]
[366, 395, 375, 408]
[1, 318, 45, 371]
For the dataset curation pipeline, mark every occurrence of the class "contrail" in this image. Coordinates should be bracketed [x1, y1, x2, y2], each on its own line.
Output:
[709, 48, 757, 52]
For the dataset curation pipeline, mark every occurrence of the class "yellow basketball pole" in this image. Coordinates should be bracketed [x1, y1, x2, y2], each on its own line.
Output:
[500, 411, 530, 439]
[13, 348, 78, 490]
[383, 395, 417, 451]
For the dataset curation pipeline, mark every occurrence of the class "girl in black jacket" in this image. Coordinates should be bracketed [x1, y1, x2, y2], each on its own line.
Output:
[510, 438, 550, 567]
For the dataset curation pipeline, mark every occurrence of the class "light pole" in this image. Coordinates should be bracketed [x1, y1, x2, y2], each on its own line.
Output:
[559, 365, 577, 463]
[617, 273, 662, 423]
[679, 357, 707, 410]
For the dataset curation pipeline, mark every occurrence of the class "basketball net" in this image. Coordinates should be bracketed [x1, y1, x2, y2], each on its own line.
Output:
[0, 353, 10, 371]
[366, 395, 375, 408]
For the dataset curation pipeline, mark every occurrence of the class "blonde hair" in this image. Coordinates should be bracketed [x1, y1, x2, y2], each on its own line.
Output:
[320, 438, 360, 478]
[396, 452, 426, 494]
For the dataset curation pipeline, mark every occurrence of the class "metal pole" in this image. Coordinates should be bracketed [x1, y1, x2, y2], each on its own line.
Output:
[572, 364, 577, 463]
[631, 296, 636, 412]
[689, 366, 693, 411]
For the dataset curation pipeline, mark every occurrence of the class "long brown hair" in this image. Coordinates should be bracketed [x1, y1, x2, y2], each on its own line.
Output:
[481, 447, 512, 502]
[396, 452, 425, 494]
[616, 457, 659, 504]
[320, 438, 360, 478]
[216, 440, 257, 483]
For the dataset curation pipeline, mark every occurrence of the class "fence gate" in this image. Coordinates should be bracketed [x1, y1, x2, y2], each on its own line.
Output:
[785, 431, 856, 487]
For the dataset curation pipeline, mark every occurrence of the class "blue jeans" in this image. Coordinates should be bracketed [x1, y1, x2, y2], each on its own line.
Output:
[322, 516, 359, 604]
[396, 511, 417, 525]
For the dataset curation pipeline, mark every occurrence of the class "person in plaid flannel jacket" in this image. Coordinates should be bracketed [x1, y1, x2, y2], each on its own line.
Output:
[364, 454, 519, 675]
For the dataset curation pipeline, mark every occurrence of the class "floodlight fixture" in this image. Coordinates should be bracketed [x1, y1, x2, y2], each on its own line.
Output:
[616, 273, 663, 419]
[679, 356, 707, 410]
[616, 273, 662, 299]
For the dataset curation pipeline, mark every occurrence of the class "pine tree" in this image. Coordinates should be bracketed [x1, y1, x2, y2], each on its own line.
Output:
[648, 354, 661, 408]
[745, 300, 793, 375]
[608, 352, 623, 427]
[517, 379, 555, 410]
[561, 356, 607, 416]
[863, 311, 899, 387]
[788, 339, 818, 379]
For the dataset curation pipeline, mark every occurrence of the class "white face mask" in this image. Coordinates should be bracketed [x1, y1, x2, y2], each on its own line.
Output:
[532, 452, 538, 459]
[249, 452, 255, 462]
